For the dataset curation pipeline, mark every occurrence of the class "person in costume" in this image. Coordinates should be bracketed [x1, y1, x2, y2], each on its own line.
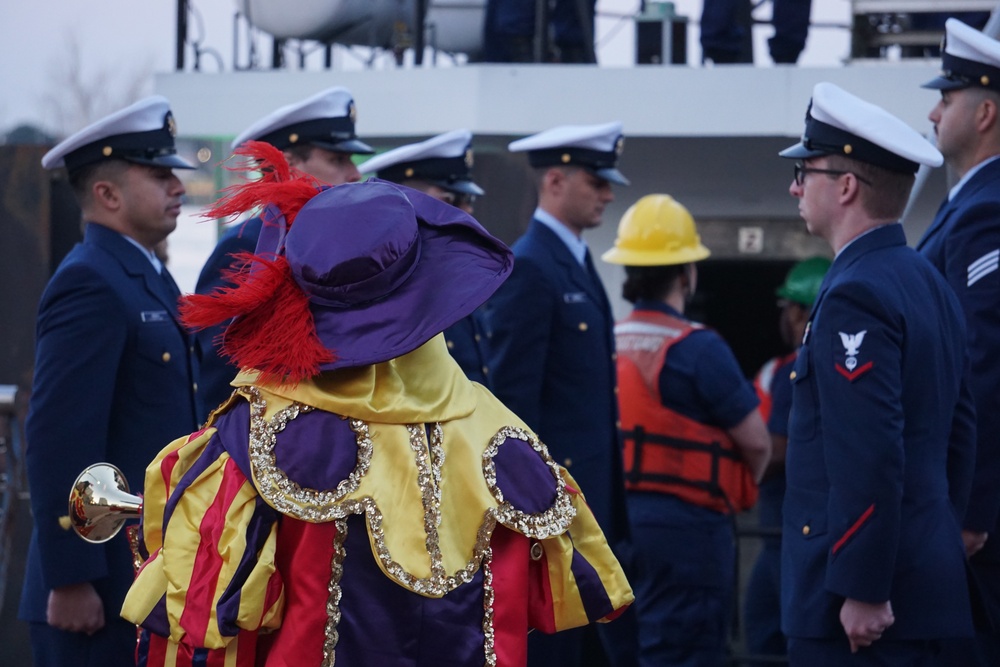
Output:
[120, 142, 633, 667]
[602, 194, 770, 666]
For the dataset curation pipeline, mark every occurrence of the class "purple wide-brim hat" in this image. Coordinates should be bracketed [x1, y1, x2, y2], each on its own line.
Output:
[253, 178, 512, 371]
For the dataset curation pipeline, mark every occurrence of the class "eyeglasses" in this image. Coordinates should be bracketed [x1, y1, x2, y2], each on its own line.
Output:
[794, 163, 872, 187]
[439, 191, 476, 210]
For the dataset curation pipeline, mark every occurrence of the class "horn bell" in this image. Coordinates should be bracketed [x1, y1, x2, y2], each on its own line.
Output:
[61, 463, 142, 543]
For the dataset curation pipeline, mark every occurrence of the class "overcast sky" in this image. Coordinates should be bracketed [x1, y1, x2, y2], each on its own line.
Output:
[0, 0, 854, 137]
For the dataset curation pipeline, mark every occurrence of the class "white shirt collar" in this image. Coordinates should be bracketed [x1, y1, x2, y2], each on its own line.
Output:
[950, 154, 1000, 201]
[122, 234, 164, 274]
[534, 207, 588, 266]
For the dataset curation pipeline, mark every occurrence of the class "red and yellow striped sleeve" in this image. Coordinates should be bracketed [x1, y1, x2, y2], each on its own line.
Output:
[123, 428, 285, 661]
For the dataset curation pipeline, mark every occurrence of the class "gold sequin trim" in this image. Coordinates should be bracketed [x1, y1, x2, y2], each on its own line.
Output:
[244, 388, 573, 597]
[482, 545, 496, 667]
[246, 387, 372, 522]
[483, 426, 576, 538]
[323, 518, 348, 667]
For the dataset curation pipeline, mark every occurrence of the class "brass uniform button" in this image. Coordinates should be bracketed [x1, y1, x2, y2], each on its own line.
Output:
[790, 371, 797, 380]
[578, 322, 588, 331]
[474, 334, 482, 342]
[530, 541, 544, 561]
[193, 383, 199, 393]
[161, 352, 171, 363]
[446, 340, 455, 350]
[802, 525, 811, 536]
[482, 366, 489, 376]
[563, 457, 573, 467]
[614, 386, 619, 395]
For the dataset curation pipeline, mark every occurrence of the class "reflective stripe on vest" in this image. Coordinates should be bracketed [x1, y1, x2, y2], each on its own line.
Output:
[615, 309, 758, 514]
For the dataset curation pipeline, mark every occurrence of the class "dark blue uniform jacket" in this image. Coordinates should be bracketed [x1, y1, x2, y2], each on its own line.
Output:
[20, 223, 201, 624]
[781, 223, 976, 640]
[918, 158, 1000, 558]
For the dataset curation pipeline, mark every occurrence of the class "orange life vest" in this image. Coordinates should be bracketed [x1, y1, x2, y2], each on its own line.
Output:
[615, 310, 758, 514]
[753, 352, 797, 424]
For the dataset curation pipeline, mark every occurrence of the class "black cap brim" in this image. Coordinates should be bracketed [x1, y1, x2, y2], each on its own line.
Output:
[130, 153, 197, 170]
[921, 74, 969, 91]
[312, 138, 376, 155]
[594, 167, 630, 186]
[434, 179, 485, 196]
[779, 142, 827, 160]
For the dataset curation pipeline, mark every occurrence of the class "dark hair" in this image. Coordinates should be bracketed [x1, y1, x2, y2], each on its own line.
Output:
[825, 155, 914, 220]
[68, 159, 130, 204]
[284, 143, 315, 163]
[622, 264, 686, 304]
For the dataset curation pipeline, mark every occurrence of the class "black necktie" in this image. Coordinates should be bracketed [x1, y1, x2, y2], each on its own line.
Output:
[160, 267, 182, 304]
[584, 249, 603, 290]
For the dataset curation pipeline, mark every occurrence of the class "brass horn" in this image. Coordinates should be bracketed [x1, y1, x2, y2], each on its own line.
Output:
[58, 463, 142, 543]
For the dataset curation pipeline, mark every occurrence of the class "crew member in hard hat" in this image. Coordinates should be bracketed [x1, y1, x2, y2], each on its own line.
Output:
[603, 193, 770, 666]
[120, 143, 633, 666]
[19, 96, 201, 667]
[779, 82, 976, 664]
[194, 87, 374, 417]
[486, 121, 636, 666]
[745, 256, 831, 659]
[919, 20, 1000, 665]
[359, 130, 492, 385]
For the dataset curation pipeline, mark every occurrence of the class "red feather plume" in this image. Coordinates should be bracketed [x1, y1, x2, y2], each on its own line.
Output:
[180, 143, 336, 385]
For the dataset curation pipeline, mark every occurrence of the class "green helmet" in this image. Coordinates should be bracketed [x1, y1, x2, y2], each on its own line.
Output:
[776, 256, 831, 307]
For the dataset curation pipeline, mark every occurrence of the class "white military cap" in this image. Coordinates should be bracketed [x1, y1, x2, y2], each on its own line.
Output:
[231, 86, 374, 154]
[359, 130, 484, 196]
[41, 95, 194, 172]
[508, 121, 629, 185]
[923, 19, 1000, 92]
[780, 82, 942, 173]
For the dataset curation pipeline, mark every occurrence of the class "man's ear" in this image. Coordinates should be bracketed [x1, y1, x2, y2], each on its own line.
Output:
[976, 96, 999, 135]
[92, 179, 121, 212]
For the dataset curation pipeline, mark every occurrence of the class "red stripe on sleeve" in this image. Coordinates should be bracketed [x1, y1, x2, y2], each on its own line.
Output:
[177, 458, 250, 646]
[832, 503, 875, 555]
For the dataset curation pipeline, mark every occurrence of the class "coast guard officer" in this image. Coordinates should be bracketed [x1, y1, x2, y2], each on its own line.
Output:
[194, 87, 374, 416]
[779, 82, 977, 665]
[359, 130, 492, 385]
[919, 20, 1000, 665]
[485, 122, 635, 666]
[19, 96, 201, 667]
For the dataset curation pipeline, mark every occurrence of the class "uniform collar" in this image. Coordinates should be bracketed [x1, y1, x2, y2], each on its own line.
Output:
[534, 207, 588, 266]
[950, 154, 1000, 201]
[121, 234, 164, 274]
[635, 299, 685, 320]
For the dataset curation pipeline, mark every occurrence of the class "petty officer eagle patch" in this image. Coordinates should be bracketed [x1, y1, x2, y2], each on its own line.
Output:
[835, 329, 873, 381]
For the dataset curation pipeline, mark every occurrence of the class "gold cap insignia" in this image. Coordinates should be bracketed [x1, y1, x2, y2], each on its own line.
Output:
[561, 153, 571, 164]
[983, 75, 991, 86]
[102, 146, 113, 157]
[166, 112, 177, 137]
[465, 147, 474, 168]
[404, 167, 414, 178]
[289, 133, 299, 144]
[349, 102, 357, 124]
[843, 144, 853, 154]
[615, 135, 625, 157]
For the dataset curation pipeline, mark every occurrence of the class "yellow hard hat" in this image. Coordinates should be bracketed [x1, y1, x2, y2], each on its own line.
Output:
[602, 194, 711, 266]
